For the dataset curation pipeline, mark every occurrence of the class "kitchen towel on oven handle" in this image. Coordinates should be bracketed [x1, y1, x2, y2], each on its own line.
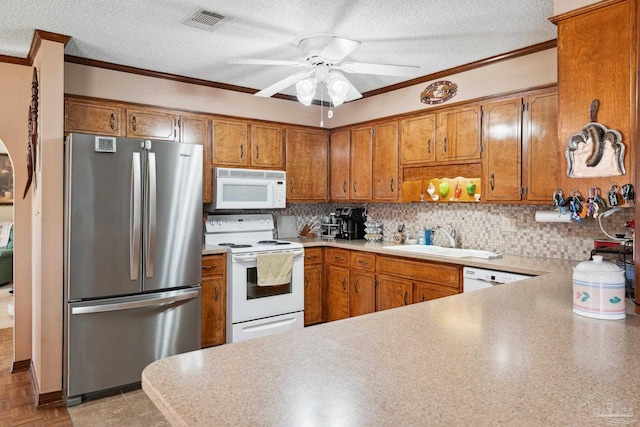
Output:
[256, 252, 294, 286]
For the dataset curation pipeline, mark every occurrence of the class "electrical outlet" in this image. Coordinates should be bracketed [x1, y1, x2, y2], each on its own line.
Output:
[501, 216, 517, 232]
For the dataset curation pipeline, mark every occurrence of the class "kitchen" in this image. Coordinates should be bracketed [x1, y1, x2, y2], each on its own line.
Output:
[0, 0, 638, 424]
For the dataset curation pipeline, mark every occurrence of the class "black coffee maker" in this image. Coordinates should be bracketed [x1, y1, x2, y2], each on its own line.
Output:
[335, 207, 366, 240]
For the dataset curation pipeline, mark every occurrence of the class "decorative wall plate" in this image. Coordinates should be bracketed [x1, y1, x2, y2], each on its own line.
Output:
[420, 80, 457, 104]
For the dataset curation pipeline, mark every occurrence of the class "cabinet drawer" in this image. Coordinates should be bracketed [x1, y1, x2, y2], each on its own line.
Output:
[304, 248, 323, 265]
[350, 252, 375, 271]
[326, 248, 350, 266]
[202, 254, 225, 277]
[376, 255, 460, 289]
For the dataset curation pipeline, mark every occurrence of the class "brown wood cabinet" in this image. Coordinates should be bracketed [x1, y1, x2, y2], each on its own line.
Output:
[329, 130, 351, 200]
[414, 281, 458, 303]
[180, 114, 211, 203]
[482, 89, 558, 203]
[250, 123, 285, 169]
[126, 108, 177, 141]
[325, 248, 350, 322]
[482, 97, 523, 201]
[350, 126, 373, 201]
[64, 99, 123, 136]
[350, 252, 376, 317]
[400, 114, 436, 164]
[211, 118, 249, 167]
[551, 0, 636, 199]
[303, 248, 324, 326]
[201, 254, 226, 348]
[375, 274, 413, 311]
[285, 127, 329, 201]
[372, 121, 399, 200]
[436, 104, 482, 163]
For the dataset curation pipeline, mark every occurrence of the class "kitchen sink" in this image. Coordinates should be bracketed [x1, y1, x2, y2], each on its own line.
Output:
[381, 245, 502, 259]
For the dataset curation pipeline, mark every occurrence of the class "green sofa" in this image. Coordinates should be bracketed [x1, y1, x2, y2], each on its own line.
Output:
[0, 225, 13, 285]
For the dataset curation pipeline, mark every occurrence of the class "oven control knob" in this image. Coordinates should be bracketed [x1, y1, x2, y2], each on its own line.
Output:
[216, 219, 222, 226]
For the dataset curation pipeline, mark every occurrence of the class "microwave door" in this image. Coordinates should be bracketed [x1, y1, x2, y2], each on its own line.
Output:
[218, 179, 273, 209]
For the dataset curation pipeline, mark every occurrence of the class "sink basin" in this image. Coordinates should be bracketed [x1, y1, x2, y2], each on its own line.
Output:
[381, 245, 502, 259]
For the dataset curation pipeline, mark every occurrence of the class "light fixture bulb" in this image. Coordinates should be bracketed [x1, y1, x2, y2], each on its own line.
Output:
[326, 72, 349, 107]
[295, 78, 317, 106]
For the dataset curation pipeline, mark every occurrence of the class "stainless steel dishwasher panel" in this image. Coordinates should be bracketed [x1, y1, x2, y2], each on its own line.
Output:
[65, 288, 201, 399]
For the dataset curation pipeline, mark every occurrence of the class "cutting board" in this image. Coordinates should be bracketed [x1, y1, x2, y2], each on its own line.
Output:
[276, 216, 298, 239]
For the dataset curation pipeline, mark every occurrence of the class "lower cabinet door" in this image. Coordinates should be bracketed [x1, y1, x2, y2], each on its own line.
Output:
[201, 276, 225, 347]
[304, 264, 324, 326]
[375, 275, 413, 312]
[350, 271, 375, 317]
[327, 265, 349, 321]
[414, 281, 458, 303]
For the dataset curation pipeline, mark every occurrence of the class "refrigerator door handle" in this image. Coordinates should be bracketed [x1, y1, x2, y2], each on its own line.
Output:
[130, 152, 142, 280]
[71, 290, 199, 315]
[146, 150, 157, 278]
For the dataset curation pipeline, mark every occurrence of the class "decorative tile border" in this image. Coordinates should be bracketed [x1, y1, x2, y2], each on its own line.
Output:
[276, 202, 633, 261]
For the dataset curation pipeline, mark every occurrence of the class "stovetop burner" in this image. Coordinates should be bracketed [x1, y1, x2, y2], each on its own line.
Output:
[274, 242, 291, 245]
[218, 243, 235, 246]
[257, 240, 277, 244]
[230, 244, 252, 248]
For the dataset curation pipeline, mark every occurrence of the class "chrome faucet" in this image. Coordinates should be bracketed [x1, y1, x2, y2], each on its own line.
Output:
[434, 225, 457, 248]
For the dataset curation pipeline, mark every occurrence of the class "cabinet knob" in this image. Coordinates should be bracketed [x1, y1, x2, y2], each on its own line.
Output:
[203, 264, 217, 270]
[342, 277, 347, 290]
[490, 173, 495, 191]
[305, 255, 318, 261]
[343, 181, 347, 194]
[358, 260, 369, 266]
[354, 280, 359, 293]
[427, 138, 431, 154]
[110, 112, 116, 130]
[132, 115, 137, 132]
[240, 144, 244, 158]
[305, 274, 309, 287]
[442, 136, 447, 153]
[214, 286, 219, 302]
[390, 178, 394, 193]
[256, 145, 259, 159]
[403, 290, 408, 305]
[353, 181, 357, 193]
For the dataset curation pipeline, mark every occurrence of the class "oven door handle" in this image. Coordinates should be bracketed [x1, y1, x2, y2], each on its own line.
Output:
[232, 249, 304, 262]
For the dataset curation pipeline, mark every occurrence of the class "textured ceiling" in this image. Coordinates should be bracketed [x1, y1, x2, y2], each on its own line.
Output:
[0, 1, 557, 100]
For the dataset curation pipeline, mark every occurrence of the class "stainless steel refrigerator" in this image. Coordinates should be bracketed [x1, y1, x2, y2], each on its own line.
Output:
[63, 133, 202, 406]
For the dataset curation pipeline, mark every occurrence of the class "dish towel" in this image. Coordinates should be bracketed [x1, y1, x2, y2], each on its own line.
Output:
[0, 222, 12, 248]
[257, 252, 294, 287]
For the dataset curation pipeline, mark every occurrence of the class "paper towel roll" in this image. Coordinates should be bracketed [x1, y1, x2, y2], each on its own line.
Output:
[535, 210, 572, 223]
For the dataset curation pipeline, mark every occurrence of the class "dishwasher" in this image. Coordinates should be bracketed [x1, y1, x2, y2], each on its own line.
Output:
[463, 267, 532, 292]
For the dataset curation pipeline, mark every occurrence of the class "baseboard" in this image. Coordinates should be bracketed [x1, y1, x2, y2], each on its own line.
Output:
[29, 360, 65, 408]
[11, 359, 30, 372]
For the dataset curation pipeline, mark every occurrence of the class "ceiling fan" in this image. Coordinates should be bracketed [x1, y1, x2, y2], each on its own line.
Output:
[229, 34, 421, 107]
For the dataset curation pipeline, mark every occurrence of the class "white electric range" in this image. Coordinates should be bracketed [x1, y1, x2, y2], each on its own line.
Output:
[205, 214, 304, 343]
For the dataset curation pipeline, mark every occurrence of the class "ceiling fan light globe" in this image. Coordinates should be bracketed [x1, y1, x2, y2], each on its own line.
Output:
[327, 74, 349, 106]
[295, 78, 317, 106]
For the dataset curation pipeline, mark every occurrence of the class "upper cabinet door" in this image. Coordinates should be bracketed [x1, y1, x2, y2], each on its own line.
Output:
[250, 123, 285, 169]
[126, 108, 177, 141]
[350, 127, 373, 200]
[285, 128, 328, 201]
[400, 114, 436, 164]
[180, 114, 211, 203]
[523, 91, 557, 202]
[329, 130, 351, 201]
[65, 100, 123, 136]
[372, 121, 398, 200]
[482, 98, 523, 202]
[436, 105, 481, 163]
[211, 118, 249, 167]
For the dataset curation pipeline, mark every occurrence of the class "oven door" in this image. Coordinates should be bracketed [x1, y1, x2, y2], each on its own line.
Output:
[228, 249, 304, 324]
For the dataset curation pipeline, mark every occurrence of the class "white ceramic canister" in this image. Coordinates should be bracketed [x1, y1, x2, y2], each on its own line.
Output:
[572, 255, 626, 320]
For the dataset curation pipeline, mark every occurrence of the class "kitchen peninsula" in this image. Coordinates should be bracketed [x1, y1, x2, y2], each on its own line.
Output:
[143, 249, 640, 426]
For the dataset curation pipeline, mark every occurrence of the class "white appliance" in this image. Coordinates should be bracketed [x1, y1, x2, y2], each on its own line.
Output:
[463, 267, 532, 292]
[205, 214, 304, 342]
[211, 167, 286, 210]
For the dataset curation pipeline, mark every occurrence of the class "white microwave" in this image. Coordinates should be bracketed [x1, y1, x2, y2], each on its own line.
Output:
[211, 167, 286, 210]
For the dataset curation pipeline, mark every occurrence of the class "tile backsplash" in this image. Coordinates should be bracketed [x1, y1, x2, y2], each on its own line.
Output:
[276, 202, 634, 261]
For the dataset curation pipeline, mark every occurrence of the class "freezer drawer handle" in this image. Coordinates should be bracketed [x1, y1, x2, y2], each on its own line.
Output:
[130, 152, 142, 280]
[71, 290, 199, 315]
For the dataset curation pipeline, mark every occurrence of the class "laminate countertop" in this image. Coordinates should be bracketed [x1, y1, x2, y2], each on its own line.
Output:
[153, 241, 640, 426]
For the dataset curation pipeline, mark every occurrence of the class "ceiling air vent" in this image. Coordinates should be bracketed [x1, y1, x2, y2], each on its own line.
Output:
[182, 8, 230, 31]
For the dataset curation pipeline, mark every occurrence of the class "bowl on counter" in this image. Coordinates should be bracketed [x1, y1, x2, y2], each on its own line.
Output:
[405, 237, 418, 245]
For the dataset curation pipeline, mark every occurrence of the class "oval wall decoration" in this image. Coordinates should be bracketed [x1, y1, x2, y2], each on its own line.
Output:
[420, 80, 457, 104]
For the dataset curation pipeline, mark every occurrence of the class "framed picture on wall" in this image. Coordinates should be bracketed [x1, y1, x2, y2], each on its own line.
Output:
[0, 154, 13, 205]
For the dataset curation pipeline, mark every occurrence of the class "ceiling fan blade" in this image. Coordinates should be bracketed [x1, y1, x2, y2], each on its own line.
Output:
[338, 62, 420, 77]
[344, 77, 363, 102]
[320, 37, 361, 63]
[228, 58, 306, 67]
[255, 69, 315, 98]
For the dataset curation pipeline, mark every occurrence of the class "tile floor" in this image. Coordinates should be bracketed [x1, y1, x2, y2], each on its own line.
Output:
[67, 389, 170, 427]
[0, 326, 169, 426]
